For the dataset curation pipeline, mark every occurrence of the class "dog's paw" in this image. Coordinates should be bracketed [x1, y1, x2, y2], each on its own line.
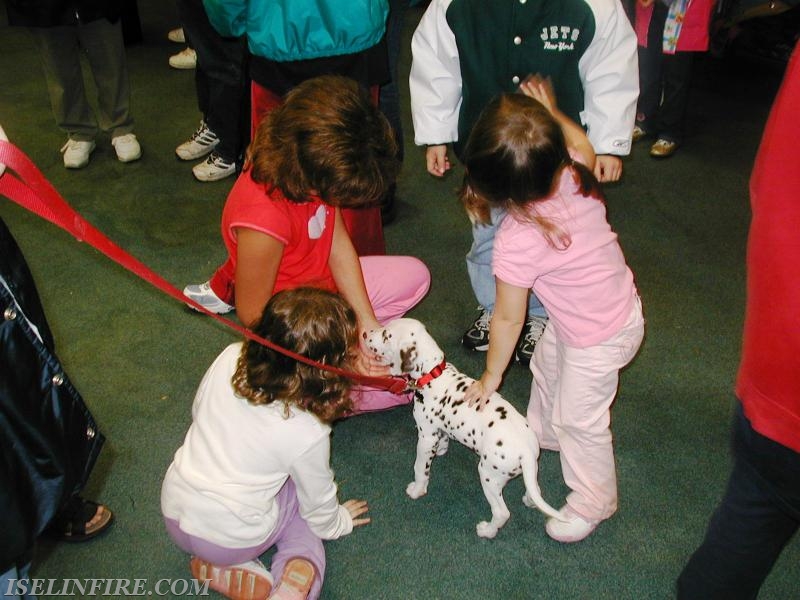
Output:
[476, 521, 498, 539]
[406, 481, 428, 499]
[435, 437, 450, 456]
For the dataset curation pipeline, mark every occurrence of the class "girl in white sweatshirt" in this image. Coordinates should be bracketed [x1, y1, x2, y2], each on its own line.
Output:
[162, 288, 370, 600]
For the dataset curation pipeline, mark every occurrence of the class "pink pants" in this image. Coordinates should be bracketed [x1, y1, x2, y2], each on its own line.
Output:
[527, 296, 644, 522]
[348, 255, 430, 413]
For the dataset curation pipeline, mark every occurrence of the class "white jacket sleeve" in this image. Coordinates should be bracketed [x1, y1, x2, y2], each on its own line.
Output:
[289, 432, 354, 540]
[409, 0, 462, 146]
[578, 0, 639, 156]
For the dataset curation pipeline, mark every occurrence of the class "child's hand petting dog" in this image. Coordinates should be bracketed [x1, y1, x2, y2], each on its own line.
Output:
[464, 371, 503, 410]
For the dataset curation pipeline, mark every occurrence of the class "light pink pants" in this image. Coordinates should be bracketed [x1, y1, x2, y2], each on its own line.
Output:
[527, 296, 644, 522]
[350, 255, 430, 413]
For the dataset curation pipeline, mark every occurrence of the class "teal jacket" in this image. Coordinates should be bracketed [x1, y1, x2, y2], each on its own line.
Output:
[203, 0, 389, 62]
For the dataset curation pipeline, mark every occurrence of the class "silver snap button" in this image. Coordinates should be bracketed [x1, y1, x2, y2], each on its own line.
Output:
[4, 307, 17, 321]
[512, 75, 520, 85]
[86, 426, 96, 440]
[51, 373, 64, 386]
[513, 36, 522, 45]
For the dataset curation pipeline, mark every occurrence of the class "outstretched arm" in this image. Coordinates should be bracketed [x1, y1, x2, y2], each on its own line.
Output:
[465, 279, 529, 406]
[328, 209, 380, 333]
[519, 76, 596, 171]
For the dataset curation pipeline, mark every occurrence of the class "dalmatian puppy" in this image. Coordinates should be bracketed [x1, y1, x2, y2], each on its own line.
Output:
[365, 318, 562, 538]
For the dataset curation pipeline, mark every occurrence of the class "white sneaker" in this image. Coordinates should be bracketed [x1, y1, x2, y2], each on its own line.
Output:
[545, 505, 599, 543]
[167, 27, 185, 43]
[61, 139, 96, 169]
[111, 133, 141, 163]
[169, 47, 196, 70]
[192, 152, 236, 182]
[176, 121, 219, 161]
[183, 281, 234, 314]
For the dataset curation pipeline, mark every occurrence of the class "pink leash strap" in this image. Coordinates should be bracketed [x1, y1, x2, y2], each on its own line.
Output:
[0, 140, 408, 394]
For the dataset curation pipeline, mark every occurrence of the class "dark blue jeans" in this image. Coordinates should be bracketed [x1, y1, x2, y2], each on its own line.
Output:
[677, 402, 800, 599]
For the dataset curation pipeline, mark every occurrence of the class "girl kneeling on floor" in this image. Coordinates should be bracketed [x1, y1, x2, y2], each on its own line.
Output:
[182, 75, 430, 413]
[162, 288, 371, 600]
[464, 77, 645, 543]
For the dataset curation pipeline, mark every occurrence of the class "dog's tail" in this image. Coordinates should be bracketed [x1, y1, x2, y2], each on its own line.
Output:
[521, 440, 562, 521]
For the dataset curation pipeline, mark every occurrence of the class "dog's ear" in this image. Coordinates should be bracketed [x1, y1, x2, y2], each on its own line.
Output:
[399, 344, 419, 374]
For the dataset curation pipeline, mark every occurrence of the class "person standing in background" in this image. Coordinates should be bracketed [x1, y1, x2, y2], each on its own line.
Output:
[5, 0, 142, 169]
[677, 42, 800, 599]
[174, 0, 249, 182]
[632, 0, 717, 157]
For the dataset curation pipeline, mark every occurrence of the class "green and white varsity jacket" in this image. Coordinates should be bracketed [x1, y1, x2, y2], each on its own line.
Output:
[410, 0, 638, 157]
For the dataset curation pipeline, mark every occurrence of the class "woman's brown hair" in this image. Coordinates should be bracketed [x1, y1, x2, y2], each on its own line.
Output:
[231, 287, 359, 422]
[459, 93, 604, 249]
[247, 75, 399, 208]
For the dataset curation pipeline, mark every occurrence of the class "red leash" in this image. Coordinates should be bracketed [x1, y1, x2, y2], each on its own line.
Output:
[0, 140, 409, 394]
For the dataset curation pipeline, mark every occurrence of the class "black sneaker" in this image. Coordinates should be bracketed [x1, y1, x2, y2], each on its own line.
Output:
[462, 307, 491, 351]
[515, 315, 548, 364]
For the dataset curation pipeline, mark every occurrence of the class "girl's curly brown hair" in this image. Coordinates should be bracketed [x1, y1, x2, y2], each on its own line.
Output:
[246, 75, 399, 209]
[231, 288, 359, 423]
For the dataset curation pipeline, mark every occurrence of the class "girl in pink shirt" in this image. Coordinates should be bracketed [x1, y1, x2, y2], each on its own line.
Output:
[183, 76, 430, 413]
[464, 78, 645, 543]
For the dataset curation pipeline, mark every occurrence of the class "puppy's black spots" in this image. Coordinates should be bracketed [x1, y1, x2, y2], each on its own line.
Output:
[496, 440, 503, 446]
[488, 421, 494, 428]
[455, 381, 468, 392]
[495, 406, 508, 420]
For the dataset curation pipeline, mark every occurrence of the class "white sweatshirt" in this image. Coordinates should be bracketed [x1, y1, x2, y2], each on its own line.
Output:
[161, 343, 353, 548]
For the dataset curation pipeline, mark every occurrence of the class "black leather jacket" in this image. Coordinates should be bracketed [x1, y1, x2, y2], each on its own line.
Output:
[5, 0, 122, 28]
[0, 217, 104, 571]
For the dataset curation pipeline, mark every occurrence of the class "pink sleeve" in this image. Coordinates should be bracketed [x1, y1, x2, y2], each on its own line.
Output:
[493, 217, 539, 289]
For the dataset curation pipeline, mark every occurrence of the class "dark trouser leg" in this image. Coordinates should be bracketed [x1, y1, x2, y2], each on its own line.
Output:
[177, 0, 248, 163]
[636, 1, 667, 128]
[677, 403, 800, 600]
[655, 50, 695, 144]
[379, 0, 409, 162]
[29, 26, 98, 141]
[78, 18, 135, 138]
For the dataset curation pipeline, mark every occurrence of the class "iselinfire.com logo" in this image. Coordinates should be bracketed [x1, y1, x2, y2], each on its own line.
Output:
[5, 578, 211, 597]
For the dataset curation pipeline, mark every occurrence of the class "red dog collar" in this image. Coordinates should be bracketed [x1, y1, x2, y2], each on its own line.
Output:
[411, 360, 447, 389]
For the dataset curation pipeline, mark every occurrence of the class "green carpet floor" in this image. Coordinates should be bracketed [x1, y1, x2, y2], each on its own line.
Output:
[1, 2, 798, 598]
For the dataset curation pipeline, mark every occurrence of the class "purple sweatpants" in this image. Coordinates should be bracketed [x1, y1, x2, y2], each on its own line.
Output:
[164, 479, 326, 600]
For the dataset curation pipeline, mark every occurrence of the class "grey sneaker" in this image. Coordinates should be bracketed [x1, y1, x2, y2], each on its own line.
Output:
[515, 315, 548, 365]
[167, 27, 185, 43]
[61, 139, 96, 169]
[183, 281, 234, 314]
[169, 47, 197, 70]
[462, 307, 491, 351]
[192, 152, 236, 182]
[111, 133, 141, 163]
[176, 121, 219, 161]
